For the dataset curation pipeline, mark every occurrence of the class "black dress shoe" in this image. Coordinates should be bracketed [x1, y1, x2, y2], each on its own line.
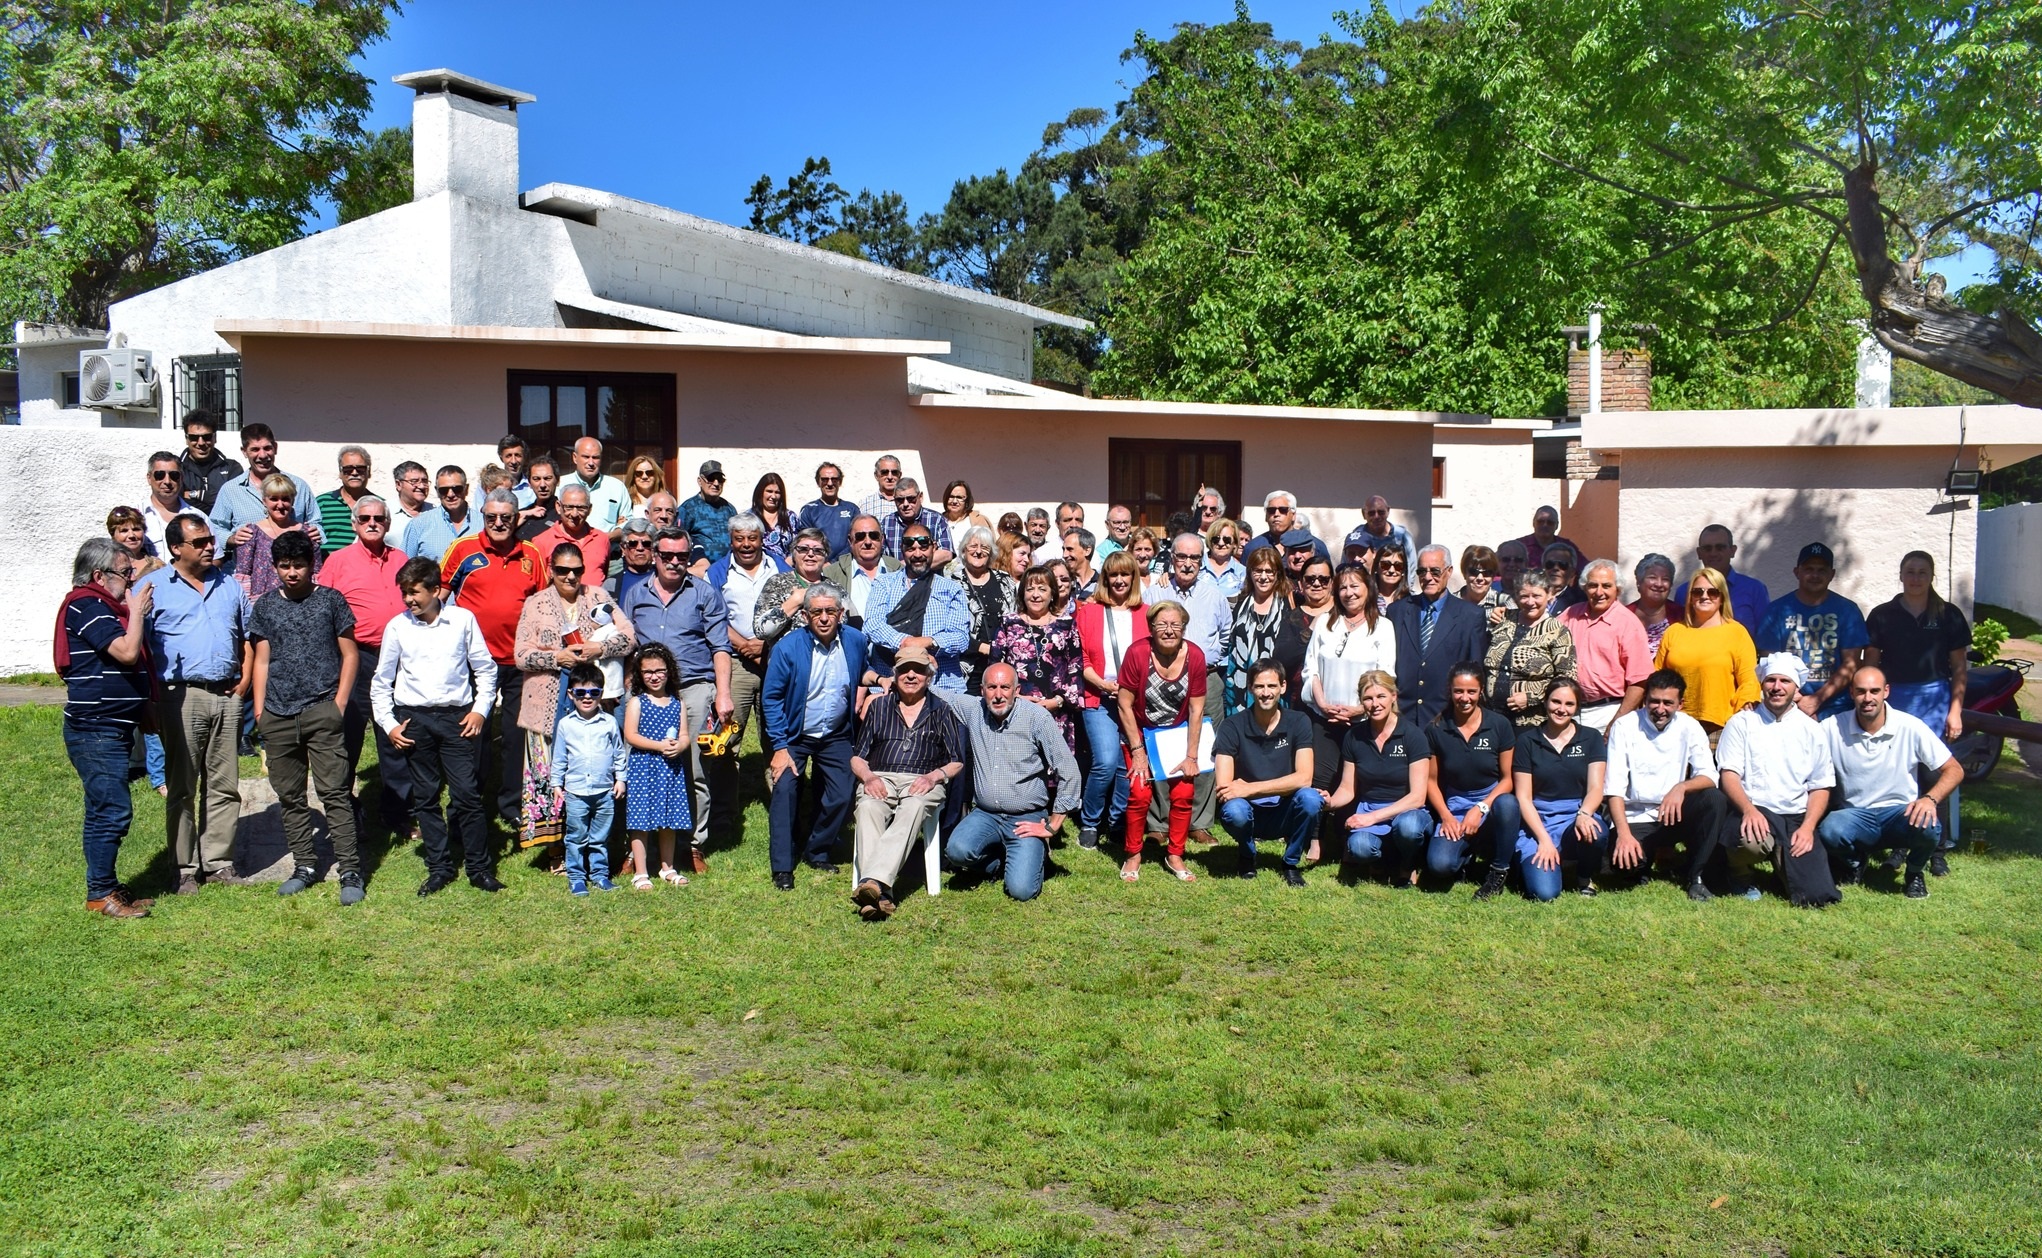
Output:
[1280, 867, 1306, 888]
[1928, 850, 1949, 877]
[469, 873, 505, 893]
[417, 873, 455, 897]
[807, 860, 841, 875]
[772, 871, 795, 891]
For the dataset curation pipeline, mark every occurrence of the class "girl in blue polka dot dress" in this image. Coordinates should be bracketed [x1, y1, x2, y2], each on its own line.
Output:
[622, 643, 694, 890]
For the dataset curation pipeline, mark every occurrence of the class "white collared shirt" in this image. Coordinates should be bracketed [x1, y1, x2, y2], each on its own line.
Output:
[1604, 708, 1716, 823]
[1824, 706, 1951, 810]
[1716, 704, 1834, 814]
[371, 604, 498, 732]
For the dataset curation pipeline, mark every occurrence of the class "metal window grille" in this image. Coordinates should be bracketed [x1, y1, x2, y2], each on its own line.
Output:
[172, 354, 242, 430]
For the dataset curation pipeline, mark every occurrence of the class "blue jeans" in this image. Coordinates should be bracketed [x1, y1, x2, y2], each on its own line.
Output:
[1346, 800, 1431, 868]
[1219, 791, 1323, 869]
[65, 720, 135, 900]
[1516, 797, 1608, 902]
[1079, 705, 1130, 834]
[1426, 791, 1523, 877]
[562, 790, 615, 886]
[1817, 804, 1938, 876]
[144, 732, 165, 790]
[943, 808, 1048, 901]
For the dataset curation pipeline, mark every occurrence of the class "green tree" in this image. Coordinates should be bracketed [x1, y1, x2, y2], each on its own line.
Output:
[0, 0, 398, 328]
[744, 156, 846, 243]
[334, 124, 412, 225]
[1465, 0, 2042, 406]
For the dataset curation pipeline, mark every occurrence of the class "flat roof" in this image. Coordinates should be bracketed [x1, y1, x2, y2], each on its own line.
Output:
[392, 69, 535, 107]
[908, 392, 1470, 426]
[1580, 404, 2042, 450]
[215, 318, 949, 358]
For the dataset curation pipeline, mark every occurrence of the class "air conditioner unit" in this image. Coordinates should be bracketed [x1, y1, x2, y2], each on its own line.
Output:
[79, 345, 157, 409]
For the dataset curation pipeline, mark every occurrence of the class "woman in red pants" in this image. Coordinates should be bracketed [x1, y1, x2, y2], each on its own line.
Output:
[1116, 600, 1207, 882]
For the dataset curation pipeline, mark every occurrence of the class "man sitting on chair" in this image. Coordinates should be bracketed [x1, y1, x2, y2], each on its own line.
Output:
[848, 645, 966, 921]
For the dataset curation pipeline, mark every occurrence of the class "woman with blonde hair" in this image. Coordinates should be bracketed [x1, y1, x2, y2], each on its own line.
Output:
[623, 455, 665, 516]
[1653, 565, 1759, 735]
[1323, 669, 1432, 887]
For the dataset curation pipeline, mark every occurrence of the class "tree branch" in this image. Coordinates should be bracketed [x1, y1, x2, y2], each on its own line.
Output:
[1712, 222, 1842, 337]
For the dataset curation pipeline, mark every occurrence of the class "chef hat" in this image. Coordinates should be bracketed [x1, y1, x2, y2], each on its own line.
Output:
[1759, 653, 1809, 688]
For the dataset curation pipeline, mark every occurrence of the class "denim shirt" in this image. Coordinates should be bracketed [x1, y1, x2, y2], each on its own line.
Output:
[549, 708, 627, 794]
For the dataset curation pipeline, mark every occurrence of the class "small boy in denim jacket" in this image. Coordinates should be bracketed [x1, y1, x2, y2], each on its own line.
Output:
[550, 662, 627, 895]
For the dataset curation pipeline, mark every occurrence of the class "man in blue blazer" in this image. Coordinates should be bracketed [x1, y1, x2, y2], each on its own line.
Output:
[1388, 545, 1492, 723]
[763, 582, 871, 890]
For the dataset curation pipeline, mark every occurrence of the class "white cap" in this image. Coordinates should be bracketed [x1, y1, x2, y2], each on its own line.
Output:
[1760, 653, 1809, 688]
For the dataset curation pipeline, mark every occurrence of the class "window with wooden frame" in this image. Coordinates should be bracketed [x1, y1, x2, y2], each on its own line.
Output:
[1108, 438, 1242, 529]
[509, 370, 677, 486]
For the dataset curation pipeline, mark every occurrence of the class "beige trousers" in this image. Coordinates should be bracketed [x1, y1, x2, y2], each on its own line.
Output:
[854, 770, 948, 888]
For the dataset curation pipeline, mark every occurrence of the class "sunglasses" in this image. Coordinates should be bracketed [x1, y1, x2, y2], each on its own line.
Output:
[818, 475, 842, 484]
[1690, 587, 1723, 600]
[184, 432, 215, 443]
[552, 565, 584, 576]
[1301, 574, 1332, 585]
[877, 469, 901, 478]
[702, 475, 725, 484]
[356, 514, 388, 524]
[436, 485, 467, 496]
[1416, 566, 1446, 577]
[656, 553, 689, 565]
[623, 538, 653, 548]
[851, 530, 881, 541]
[793, 545, 826, 556]
[634, 469, 660, 478]
[569, 687, 603, 699]
[150, 469, 179, 481]
[1544, 560, 1574, 570]
[340, 464, 369, 475]
[903, 538, 934, 549]
[183, 536, 217, 549]
[483, 513, 517, 525]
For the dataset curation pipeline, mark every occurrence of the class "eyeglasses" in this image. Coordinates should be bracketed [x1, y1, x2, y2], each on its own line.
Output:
[851, 530, 881, 541]
[817, 475, 842, 485]
[793, 545, 826, 556]
[1172, 553, 1200, 563]
[150, 469, 179, 481]
[1378, 564, 1405, 573]
[623, 538, 653, 548]
[656, 552, 689, 565]
[634, 469, 659, 479]
[182, 536, 216, 549]
[877, 469, 901, 479]
[436, 485, 467, 497]
[1690, 588, 1723, 600]
[1301, 574, 1332, 585]
[184, 431, 215, 443]
[355, 514, 388, 524]
[903, 537, 934, 550]
[1265, 506, 1293, 515]
[1544, 560, 1573, 571]
[483, 513, 516, 525]
[897, 495, 921, 506]
[340, 463, 369, 475]
[1416, 566, 1446, 577]
[569, 687, 603, 699]
[552, 565, 584, 576]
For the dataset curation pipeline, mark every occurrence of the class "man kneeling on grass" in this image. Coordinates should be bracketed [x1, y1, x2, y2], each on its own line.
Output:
[942, 663, 1080, 901]
[848, 645, 965, 920]
[249, 529, 364, 904]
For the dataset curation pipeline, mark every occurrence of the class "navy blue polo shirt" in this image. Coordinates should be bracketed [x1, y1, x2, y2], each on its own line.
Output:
[1514, 724, 1607, 801]
[1213, 707, 1313, 786]
[1428, 708, 1516, 797]
[796, 498, 862, 559]
[62, 597, 151, 728]
[1342, 718, 1431, 801]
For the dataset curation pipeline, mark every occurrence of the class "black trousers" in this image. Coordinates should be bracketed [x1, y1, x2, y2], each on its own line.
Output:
[1621, 786, 1728, 885]
[343, 645, 411, 828]
[485, 668, 523, 825]
[397, 704, 491, 879]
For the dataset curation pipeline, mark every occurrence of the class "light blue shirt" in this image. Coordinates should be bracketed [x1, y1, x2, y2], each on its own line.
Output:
[1203, 557, 1246, 598]
[403, 506, 479, 561]
[564, 472, 630, 533]
[549, 708, 627, 794]
[802, 636, 851, 739]
[1156, 573, 1232, 663]
[208, 469, 316, 554]
[138, 566, 251, 683]
[511, 479, 536, 510]
[862, 570, 973, 695]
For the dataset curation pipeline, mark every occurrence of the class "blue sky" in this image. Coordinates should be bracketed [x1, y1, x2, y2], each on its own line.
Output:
[353, 1, 1394, 227]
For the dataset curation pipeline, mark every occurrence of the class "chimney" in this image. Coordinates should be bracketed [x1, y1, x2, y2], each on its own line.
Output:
[392, 69, 535, 204]
[1855, 332, 1892, 407]
[1564, 323, 1653, 416]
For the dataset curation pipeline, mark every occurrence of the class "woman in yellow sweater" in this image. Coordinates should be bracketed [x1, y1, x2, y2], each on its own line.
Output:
[1653, 566, 1759, 734]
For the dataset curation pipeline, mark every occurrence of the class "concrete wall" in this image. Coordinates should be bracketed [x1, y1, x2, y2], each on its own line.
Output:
[1431, 427, 1541, 567]
[1977, 503, 2042, 620]
[12, 343, 97, 429]
[1612, 446, 1977, 612]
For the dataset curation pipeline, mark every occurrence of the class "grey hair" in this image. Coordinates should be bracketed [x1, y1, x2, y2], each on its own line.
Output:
[74, 537, 125, 586]
[484, 488, 520, 513]
[620, 516, 655, 538]
[895, 477, 920, 495]
[1634, 553, 1676, 584]
[1416, 543, 1451, 568]
[337, 444, 370, 468]
[728, 512, 763, 536]
[558, 483, 591, 504]
[1196, 485, 1227, 513]
[1025, 507, 1050, 524]
[1581, 558, 1621, 584]
[958, 526, 994, 554]
[803, 581, 847, 612]
[1171, 532, 1205, 557]
[1262, 489, 1296, 510]
[1516, 570, 1554, 596]
[352, 494, 388, 515]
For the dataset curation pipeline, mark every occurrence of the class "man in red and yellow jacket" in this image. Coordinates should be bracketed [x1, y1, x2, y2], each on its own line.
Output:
[441, 489, 544, 827]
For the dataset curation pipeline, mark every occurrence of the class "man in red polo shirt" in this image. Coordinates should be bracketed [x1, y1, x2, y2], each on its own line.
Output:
[316, 493, 412, 833]
[442, 489, 545, 828]
[530, 483, 611, 581]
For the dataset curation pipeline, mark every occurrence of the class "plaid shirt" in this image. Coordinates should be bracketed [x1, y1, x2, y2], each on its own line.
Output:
[880, 508, 953, 561]
[863, 569, 972, 694]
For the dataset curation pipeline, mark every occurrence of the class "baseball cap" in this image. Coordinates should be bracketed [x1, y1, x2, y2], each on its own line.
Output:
[894, 645, 935, 673]
[1796, 542, 1835, 567]
[699, 459, 725, 479]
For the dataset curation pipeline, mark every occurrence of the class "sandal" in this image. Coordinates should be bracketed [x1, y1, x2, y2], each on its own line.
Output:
[1120, 862, 1141, 882]
[1164, 860, 1196, 883]
[659, 866, 687, 887]
[632, 873, 655, 891]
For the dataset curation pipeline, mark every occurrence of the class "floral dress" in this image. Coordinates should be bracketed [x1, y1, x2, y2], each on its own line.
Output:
[757, 512, 795, 563]
[230, 525, 318, 602]
[989, 613, 1083, 750]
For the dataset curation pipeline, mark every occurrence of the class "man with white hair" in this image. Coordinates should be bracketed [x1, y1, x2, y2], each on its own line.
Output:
[1193, 486, 1228, 529]
[1558, 558, 1654, 732]
[1817, 665, 1964, 898]
[529, 483, 610, 577]
[1715, 653, 1839, 904]
[442, 489, 547, 829]
[1387, 545, 1490, 723]
[709, 512, 789, 808]
[1241, 490, 1327, 563]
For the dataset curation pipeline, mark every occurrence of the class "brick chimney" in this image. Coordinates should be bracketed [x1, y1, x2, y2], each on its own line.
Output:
[1564, 325, 1652, 416]
[392, 69, 535, 205]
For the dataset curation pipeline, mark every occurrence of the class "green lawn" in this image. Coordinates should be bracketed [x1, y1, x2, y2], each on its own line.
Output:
[3, 702, 2040, 1257]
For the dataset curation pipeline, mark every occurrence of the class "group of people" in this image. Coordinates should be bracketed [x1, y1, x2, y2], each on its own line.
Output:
[58, 418, 1979, 919]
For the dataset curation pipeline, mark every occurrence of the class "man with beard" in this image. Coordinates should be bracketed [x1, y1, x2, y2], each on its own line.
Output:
[1603, 668, 1727, 901]
[1715, 654, 1839, 905]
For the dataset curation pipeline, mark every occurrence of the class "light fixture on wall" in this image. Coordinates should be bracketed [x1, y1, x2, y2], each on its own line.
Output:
[1946, 469, 1981, 496]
